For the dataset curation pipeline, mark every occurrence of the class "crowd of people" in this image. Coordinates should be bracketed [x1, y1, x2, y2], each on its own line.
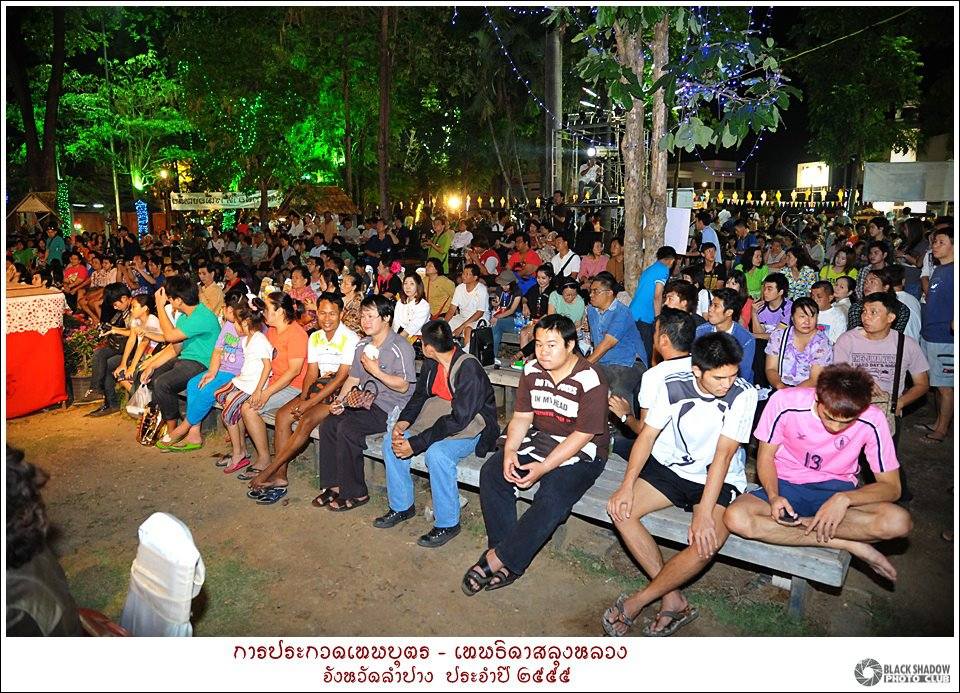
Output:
[5, 199, 953, 636]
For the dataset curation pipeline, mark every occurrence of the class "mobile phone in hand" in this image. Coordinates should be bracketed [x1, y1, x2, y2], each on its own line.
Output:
[779, 508, 800, 525]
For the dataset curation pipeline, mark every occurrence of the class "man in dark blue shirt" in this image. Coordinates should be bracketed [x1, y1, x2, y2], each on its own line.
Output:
[920, 227, 954, 443]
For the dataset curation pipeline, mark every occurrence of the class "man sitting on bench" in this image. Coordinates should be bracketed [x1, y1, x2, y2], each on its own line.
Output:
[374, 320, 500, 547]
[602, 332, 757, 637]
[461, 314, 609, 595]
[723, 363, 911, 582]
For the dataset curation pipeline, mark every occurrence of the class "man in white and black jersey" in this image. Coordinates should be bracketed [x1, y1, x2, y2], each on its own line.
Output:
[602, 331, 758, 637]
[461, 315, 610, 595]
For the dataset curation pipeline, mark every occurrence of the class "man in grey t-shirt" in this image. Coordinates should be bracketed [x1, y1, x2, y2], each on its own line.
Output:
[316, 294, 417, 511]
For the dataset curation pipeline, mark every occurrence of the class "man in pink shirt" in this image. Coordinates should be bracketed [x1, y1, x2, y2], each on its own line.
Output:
[724, 364, 911, 582]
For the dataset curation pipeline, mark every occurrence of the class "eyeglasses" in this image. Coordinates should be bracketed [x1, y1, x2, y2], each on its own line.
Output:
[589, 288, 611, 295]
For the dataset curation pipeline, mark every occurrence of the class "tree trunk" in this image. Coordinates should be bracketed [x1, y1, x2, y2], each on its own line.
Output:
[487, 117, 512, 198]
[8, 7, 66, 191]
[614, 23, 646, 291]
[41, 8, 67, 192]
[377, 7, 393, 217]
[639, 17, 670, 272]
[259, 176, 270, 229]
[357, 126, 366, 212]
[342, 34, 353, 202]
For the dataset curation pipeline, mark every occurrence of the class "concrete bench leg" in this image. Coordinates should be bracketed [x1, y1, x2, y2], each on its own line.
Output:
[504, 387, 516, 419]
[788, 577, 809, 618]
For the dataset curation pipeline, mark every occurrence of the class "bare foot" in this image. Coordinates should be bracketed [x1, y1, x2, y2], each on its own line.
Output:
[847, 542, 897, 582]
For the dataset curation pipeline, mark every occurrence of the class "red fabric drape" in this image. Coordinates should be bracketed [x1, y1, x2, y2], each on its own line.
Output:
[6, 327, 67, 418]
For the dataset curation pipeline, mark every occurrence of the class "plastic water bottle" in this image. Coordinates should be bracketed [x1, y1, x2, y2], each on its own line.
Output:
[386, 405, 401, 439]
[514, 312, 526, 331]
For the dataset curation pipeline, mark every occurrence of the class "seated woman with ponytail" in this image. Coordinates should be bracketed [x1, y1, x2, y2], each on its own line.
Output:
[155, 290, 250, 452]
[228, 292, 309, 478]
[214, 299, 275, 475]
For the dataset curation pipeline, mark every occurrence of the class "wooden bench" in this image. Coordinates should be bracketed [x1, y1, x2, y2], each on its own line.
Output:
[181, 372, 850, 617]
[360, 434, 851, 617]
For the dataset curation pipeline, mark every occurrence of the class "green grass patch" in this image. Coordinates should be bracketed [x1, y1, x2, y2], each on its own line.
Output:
[564, 546, 649, 593]
[688, 588, 812, 636]
[563, 546, 813, 636]
[192, 551, 273, 635]
[62, 546, 129, 618]
[864, 595, 898, 635]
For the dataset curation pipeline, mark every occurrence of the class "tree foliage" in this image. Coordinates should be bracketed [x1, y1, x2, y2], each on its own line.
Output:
[789, 8, 926, 166]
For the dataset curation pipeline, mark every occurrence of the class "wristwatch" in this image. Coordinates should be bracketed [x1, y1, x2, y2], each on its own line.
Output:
[619, 413, 628, 423]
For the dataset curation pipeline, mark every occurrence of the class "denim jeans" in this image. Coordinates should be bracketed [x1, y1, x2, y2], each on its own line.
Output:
[596, 363, 645, 401]
[492, 318, 519, 358]
[383, 433, 481, 528]
[479, 448, 606, 575]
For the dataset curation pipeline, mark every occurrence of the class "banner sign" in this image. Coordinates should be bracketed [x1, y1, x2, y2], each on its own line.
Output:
[170, 190, 283, 211]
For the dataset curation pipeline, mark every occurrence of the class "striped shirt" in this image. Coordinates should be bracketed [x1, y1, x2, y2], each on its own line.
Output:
[516, 356, 610, 461]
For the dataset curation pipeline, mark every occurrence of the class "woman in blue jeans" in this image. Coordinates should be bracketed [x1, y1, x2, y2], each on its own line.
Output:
[156, 291, 249, 452]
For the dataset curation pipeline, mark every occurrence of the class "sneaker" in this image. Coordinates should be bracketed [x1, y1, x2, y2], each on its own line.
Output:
[76, 389, 103, 404]
[493, 358, 502, 368]
[417, 524, 461, 548]
[373, 505, 416, 529]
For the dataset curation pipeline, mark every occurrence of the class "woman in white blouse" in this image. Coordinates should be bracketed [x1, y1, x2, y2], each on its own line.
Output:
[393, 273, 431, 342]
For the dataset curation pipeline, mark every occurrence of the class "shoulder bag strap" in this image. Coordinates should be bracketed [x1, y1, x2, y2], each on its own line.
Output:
[778, 326, 791, 379]
[558, 251, 576, 277]
[890, 331, 906, 415]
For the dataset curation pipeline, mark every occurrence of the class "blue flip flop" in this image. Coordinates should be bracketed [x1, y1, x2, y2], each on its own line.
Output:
[255, 486, 288, 505]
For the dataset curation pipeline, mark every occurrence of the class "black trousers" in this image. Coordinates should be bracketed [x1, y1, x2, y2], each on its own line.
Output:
[479, 449, 606, 575]
[316, 406, 389, 499]
[149, 358, 206, 422]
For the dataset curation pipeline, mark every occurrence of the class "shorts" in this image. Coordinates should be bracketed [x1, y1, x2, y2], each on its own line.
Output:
[921, 339, 954, 387]
[448, 313, 482, 332]
[750, 478, 857, 518]
[260, 385, 301, 415]
[639, 457, 740, 512]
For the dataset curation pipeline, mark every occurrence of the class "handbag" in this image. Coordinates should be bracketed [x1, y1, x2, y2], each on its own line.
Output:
[342, 380, 379, 410]
[136, 402, 166, 446]
[468, 319, 495, 367]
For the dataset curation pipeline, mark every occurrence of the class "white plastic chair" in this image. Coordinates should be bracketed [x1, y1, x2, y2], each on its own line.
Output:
[119, 512, 205, 636]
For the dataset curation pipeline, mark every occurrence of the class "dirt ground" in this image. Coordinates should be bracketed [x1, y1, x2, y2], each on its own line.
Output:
[6, 396, 955, 637]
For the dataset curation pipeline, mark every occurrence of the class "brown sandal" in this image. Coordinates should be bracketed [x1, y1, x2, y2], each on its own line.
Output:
[311, 488, 339, 507]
